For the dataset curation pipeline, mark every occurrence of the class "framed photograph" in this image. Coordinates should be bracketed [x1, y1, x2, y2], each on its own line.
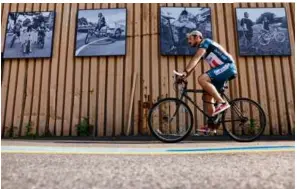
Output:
[3, 11, 55, 59]
[160, 7, 212, 56]
[75, 8, 127, 57]
[236, 8, 291, 56]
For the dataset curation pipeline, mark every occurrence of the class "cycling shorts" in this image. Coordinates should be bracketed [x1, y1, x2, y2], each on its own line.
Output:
[206, 63, 237, 92]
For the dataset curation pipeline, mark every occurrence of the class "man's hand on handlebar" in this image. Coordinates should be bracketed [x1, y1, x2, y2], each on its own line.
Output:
[173, 70, 188, 84]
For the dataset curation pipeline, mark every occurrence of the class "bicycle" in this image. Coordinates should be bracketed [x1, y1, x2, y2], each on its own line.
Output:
[148, 70, 266, 143]
[85, 25, 108, 44]
[258, 26, 286, 46]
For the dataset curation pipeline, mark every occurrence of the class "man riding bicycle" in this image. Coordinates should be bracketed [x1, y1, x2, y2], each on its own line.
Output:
[37, 22, 47, 38]
[176, 30, 237, 130]
[95, 12, 106, 33]
[10, 20, 22, 44]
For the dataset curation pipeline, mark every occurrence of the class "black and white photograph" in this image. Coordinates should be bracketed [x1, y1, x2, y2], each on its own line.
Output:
[160, 7, 212, 56]
[75, 9, 126, 57]
[236, 8, 291, 56]
[3, 11, 55, 59]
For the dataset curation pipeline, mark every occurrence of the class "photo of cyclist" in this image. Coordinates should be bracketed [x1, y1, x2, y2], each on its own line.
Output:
[160, 7, 212, 56]
[236, 8, 291, 56]
[3, 11, 55, 58]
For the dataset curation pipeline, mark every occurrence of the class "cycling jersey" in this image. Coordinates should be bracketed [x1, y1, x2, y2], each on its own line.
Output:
[199, 38, 237, 91]
[37, 26, 46, 36]
[199, 38, 235, 68]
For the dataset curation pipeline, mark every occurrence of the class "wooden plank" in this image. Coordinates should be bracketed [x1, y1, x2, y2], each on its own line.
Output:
[114, 3, 126, 136]
[87, 4, 99, 136]
[1, 5, 13, 136]
[96, 2, 108, 137]
[123, 3, 134, 134]
[290, 3, 295, 32]
[232, 3, 249, 99]
[263, 2, 280, 135]
[151, 3, 160, 103]
[47, 3, 63, 135]
[20, 3, 35, 136]
[1, 3, 10, 52]
[38, 3, 52, 136]
[282, 3, 295, 94]
[30, 3, 42, 136]
[55, 3, 70, 136]
[1, 58, 11, 136]
[63, 3, 77, 136]
[275, 2, 294, 135]
[149, 3, 159, 136]
[3, 4, 18, 137]
[133, 3, 141, 135]
[104, 3, 117, 137]
[71, 3, 85, 136]
[12, 3, 26, 137]
[80, 3, 91, 131]
[141, 3, 151, 135]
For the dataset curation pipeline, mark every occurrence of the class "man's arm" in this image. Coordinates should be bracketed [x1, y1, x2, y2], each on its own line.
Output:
[183, 48, 206, 76]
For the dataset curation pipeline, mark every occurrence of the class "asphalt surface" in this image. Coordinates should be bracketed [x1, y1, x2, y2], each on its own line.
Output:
[75, 32, 125, 56]
[1, 140, 295, 189]
[1, 152, 294, 189]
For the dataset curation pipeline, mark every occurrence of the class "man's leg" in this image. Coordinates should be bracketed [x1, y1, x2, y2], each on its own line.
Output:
[203, 93, 215, 116]
[198, 74, 225, 104]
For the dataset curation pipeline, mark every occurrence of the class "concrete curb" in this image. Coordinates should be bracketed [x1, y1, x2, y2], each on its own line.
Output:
[1, 135, 294, 142]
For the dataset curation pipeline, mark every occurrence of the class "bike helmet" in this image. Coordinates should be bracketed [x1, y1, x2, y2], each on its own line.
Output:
[98, 12, 103, 17]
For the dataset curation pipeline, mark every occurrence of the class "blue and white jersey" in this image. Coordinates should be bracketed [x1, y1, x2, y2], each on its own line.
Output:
[199, 38, 234, 68]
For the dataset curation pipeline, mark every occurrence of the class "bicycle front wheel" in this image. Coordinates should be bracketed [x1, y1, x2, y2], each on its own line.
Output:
[148, 98, 193, 143]
[222, 98, 266, 142]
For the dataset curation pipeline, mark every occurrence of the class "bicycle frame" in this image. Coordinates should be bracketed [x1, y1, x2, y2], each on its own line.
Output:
[178, 88, 231, 119]
[171, 83, 245, 125]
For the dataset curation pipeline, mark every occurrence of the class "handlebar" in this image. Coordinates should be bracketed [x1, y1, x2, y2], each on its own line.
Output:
[173, 70, 188, 91]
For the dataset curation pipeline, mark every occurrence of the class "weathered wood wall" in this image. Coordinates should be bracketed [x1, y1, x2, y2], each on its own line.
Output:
[1, 3, 295, 137]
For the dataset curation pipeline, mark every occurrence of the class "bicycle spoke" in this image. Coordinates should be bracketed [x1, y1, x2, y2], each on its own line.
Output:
[148, 98, 193, 143]
[223, 98, 266, 142]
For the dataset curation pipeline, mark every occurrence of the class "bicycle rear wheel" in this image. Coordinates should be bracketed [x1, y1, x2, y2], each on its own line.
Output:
[148, 98, 193, 143]
[222, 98, 266, 142]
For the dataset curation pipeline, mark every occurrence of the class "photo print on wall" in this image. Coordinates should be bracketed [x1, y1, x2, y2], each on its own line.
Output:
[3, 11, 55, 59]
[75, 8, 127, 57]
[160, 7, 212, 56]
[236, 8, 291, 56]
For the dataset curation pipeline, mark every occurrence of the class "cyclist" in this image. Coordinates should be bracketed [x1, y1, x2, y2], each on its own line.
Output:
[10, 20, 23, 45]
[240, 12, 254, 45]
[176, 30, 237, 130]
[262, 16, 270, 34]
[95, 12, 106, 33]
[36, 22, 47, 43]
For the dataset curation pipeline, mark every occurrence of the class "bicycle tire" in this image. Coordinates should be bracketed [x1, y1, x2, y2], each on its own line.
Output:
[85, 32, 91, 44]
[275, 32, 285, 43]
[148, 98, 194, 143]
[258, 34, 270, 46]
[10, 36, 16, 48]
[222, 98, 266, 142]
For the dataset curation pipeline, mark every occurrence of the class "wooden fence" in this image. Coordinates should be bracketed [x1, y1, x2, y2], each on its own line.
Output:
[1, 3, 295, 137]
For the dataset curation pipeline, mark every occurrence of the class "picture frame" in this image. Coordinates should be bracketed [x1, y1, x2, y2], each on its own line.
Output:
[74, 8, 127, 57]
[235, 7, 291, 56]
[3, 11, 56, 59]
[160, 7, 213, 56]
